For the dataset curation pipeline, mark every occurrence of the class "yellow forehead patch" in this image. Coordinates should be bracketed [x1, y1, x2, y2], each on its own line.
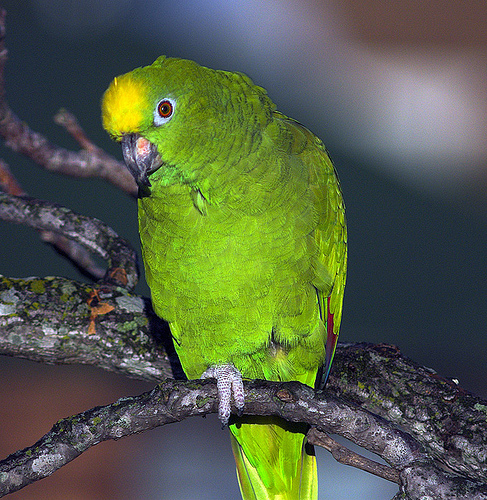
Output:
[101, 74, 149, 138]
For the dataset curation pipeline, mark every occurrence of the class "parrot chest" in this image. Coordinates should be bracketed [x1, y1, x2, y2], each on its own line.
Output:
[138, 182, 323, 379]
[139, 185, 290, 315]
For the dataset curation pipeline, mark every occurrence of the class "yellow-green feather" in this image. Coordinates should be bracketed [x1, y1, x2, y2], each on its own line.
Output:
[102, 56, 347, 500]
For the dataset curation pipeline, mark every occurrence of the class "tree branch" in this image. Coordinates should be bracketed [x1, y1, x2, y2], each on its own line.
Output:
[0, 9, 137, 196]
[0, 160, 106, 279]
[2, 268, 487, 498]
[0, 159, 22, 195]
[0, 274, 178, 381]
[328, 343, 487, 484]
[4, 268, 486, 490]
[0, 193, 139, 289]
[1, 379, 486, 500]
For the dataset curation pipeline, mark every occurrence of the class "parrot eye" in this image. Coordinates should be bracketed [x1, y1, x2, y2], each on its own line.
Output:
[154, 98, 176, 126]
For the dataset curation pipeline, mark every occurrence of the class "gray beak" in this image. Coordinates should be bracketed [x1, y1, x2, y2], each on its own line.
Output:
[121, 134, 162, 187]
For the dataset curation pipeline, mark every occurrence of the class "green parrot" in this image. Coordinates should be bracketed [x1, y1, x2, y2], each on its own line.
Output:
[101, 56, 347, 500]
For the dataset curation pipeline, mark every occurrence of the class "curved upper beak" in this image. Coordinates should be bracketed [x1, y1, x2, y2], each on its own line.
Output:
[121, 134, 162, 187]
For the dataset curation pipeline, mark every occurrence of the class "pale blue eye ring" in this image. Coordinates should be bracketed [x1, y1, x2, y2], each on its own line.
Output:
[153, 98, 176, 126]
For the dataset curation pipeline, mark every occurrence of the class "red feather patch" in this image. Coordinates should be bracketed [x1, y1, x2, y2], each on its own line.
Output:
[323, 296, 338, 385]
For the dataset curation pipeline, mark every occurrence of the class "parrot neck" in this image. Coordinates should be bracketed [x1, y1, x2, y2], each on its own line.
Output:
[146, 113, 305, 212]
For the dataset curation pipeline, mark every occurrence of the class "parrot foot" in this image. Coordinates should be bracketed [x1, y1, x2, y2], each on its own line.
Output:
[201, 364, 245, 427]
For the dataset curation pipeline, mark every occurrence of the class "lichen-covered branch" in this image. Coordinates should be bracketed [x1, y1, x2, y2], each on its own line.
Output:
[2, 271, 487, 498]
[0, 381, 211, 498]
[0, 193, 138, 289]
[0, 9, 137, 196]
[0, 274, 177, 381]
[0, 160, 106, 280]
[328, 343, 487, 484]
[1, 379, 486, 500]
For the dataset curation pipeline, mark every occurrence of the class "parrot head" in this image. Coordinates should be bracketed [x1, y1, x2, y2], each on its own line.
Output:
[102, 56, 275, 187]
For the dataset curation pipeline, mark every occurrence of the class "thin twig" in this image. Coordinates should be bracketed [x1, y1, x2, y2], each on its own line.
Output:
[54, 108, 101, 152]
[38, 230, 106, 280]
[0, 193, 139, 289]
[0, 159, 23, 195]
[307, 427, 401, 484]
[0, 10, 136, 196]
[0, 160, 106, 279]
[0, 9, 136, 279]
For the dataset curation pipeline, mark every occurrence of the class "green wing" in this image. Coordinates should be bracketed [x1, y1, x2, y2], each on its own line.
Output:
[276, 111, 347, 388]
[231, 113, 347, 500]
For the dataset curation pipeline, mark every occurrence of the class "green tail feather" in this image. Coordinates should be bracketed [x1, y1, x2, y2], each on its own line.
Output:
[230, 417, 317, 500]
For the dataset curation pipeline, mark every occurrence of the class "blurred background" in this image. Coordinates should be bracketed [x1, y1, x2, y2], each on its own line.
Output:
[0, 0, 486, 498]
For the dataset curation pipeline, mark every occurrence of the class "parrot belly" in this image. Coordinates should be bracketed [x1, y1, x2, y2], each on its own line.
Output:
[138, 180, 324, 500]
[138, 182, 326, 383]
